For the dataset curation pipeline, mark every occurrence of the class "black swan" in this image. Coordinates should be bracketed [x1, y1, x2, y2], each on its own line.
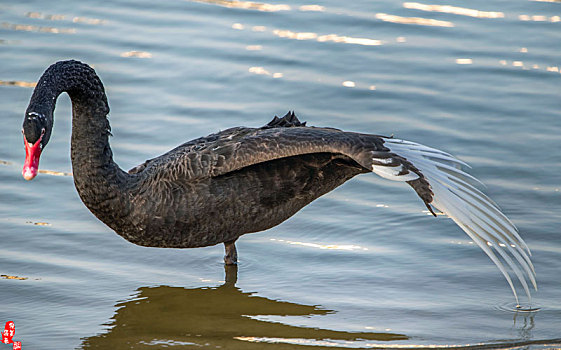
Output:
[22, 60, 535, 303]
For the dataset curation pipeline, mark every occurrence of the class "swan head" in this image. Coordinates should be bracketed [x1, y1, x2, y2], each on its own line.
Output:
[22, 111, 50, 181]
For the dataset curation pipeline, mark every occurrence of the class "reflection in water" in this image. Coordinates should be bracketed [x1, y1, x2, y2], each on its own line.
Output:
[80, 266, 407, 349]
[0, 274, 27, 280]
[246, 44, 263, 50]
[403, 3, 504, 19]
[318, 34, 381, 46]
[191, 0, 325, 12]
[272, 29, 382, 46]
[186, 0, 561, 25]
[519, 14, 561, 22]
[25, 12, 106, 25]
[497, 60, 560, 74]
[0, 80, 37, 88]
[120, 51, 153, 58]
[26, 12, 66, 21]
[270, 238, 368, 251]
[299, 5, 325, 12]
[26, 221, 51, 226]
[375, 13, 454, 27]
[72, 17, 106, 25]
[234, 25, 382, 46]
[248, 67, 283, 78]
[249, 66, 270, 75]
[232, 20, 382, 46]
[191, 0, 291, 12]
[513, 312, 536, 340]
[273, 29, 318, 41]
[38, 169, 72, 177]
[1, 22, 76, 34]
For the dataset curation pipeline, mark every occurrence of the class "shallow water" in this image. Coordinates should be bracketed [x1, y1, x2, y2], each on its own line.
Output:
[1, 0, 561, 348]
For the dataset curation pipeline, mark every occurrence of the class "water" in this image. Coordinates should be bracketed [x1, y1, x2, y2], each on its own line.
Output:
[1, 0, 560, 348]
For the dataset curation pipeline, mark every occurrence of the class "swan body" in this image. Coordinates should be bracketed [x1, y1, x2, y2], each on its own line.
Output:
[22, 60, 535, 303]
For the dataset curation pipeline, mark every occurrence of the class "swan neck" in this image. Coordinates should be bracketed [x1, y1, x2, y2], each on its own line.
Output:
[27, 60, 131, 225]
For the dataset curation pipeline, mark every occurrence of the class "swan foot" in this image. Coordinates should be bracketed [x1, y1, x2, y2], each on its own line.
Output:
[224, 239, 238, 265]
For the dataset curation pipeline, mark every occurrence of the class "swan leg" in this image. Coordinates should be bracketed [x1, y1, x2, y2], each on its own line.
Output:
[224, 239, 238, 265]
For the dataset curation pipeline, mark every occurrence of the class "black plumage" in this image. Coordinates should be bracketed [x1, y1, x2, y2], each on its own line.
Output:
[21, 60, 434, 263]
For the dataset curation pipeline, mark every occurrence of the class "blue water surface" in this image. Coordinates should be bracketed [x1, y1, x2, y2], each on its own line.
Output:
[1, 0, 560, 348]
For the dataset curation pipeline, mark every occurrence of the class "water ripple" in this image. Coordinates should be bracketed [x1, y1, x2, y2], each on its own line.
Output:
[518, 14, 561, 22]
[233, 23, 383, 46]
[269, 238, 369, 251]
[1, 22, 76, 34]
[375, 13, 455, 27]
[495, 301, 542, 313]
[273, 29, 383, 46]
[25, 12, 106, 25]
[403, 2, 504, 19]
[190, 0, 291, 12]
[0, 80, 37, 88]
[120, 51, 152, 58]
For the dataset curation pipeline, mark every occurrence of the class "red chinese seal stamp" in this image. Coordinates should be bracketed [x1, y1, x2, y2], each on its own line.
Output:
[1, 321, 21, 349]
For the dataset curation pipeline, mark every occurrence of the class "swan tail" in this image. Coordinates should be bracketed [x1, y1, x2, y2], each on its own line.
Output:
[371, 137, 535, 304]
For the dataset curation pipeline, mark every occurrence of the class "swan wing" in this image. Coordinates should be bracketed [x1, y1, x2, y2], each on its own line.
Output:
[148, 119, 384, 181]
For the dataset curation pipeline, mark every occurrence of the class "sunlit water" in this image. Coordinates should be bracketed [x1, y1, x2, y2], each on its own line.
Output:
[1, 0, 560, 349]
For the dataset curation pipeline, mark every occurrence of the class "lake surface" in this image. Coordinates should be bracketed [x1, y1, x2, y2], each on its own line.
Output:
[1, 0, 560, 348]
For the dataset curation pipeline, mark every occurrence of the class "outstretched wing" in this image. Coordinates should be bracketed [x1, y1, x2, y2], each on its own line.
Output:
[374, 137, 536, 304]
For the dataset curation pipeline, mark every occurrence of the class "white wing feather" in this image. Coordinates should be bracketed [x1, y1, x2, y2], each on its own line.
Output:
[372, 137, 535, 304]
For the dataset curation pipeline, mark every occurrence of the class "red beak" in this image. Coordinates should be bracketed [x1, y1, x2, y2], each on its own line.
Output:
[22, 130, 43, 181]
